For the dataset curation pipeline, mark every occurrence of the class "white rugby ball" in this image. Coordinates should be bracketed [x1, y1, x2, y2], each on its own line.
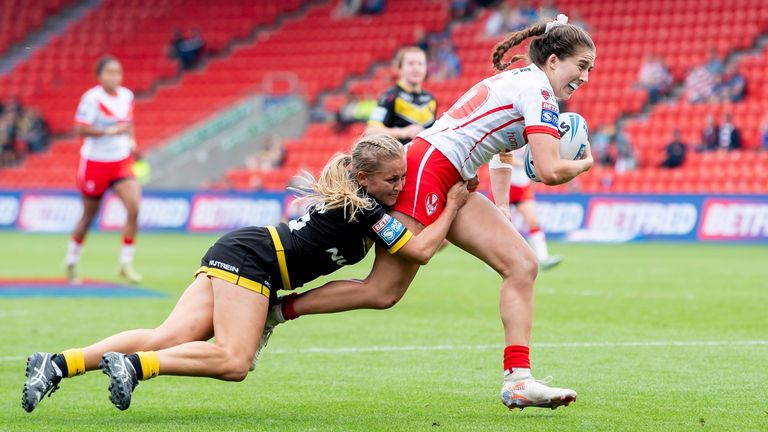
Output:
[524, 112, 589, 182]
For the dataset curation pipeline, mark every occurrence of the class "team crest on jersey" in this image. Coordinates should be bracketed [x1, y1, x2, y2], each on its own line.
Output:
[425, 193, 439, 216]
[541, 88, 551, 100]
[373, 214, 405, 246]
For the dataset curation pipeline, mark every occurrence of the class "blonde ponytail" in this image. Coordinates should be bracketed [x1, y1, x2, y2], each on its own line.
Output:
[291, 134, 405, 221]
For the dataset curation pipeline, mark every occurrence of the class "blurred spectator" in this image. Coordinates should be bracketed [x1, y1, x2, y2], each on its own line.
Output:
[0, 109, 18, 166]
[170, 28, 206, 71]
[16, 107, 49, 154]
[761, 117, 768, 151]
[335, 92, 376, 132]
[485, 3, 534, 36]
[334, 0, 362, 17]
[660, 129, 687, 168]
[334, 0, 385, 16]
[538, 0, 558, 20]
[245, 135, 285, 171]
[427, 34, 461, 81]
[684, 64, 719, 103]
[414, 26, 430, 53]
[590, 124, 614, 166]
[636, 54, 673, 104]
[697, 114, 719, 152]
[451, 0, 476, 20]
[717, 113, 741, 151]
[705, 47, 725, 76]
[614, 127, 636, 173]
[715, 62, 746, 103]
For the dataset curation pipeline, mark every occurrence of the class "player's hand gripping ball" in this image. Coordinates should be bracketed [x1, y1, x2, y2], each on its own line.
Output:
[524, 112, 588, 182]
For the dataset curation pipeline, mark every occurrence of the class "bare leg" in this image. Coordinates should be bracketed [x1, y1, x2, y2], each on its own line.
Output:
[72, 196, 101, 242]
[111, 179, 141, 241]
[291, 211, 423, 316]
[154, 277, 268, 381]
[80, 274, 214, 370]
[446, 193, 538, 346]
[516, 200, 539, 231]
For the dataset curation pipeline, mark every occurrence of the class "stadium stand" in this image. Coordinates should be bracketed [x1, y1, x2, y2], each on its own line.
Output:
[1, 0, 767, 193]
[0, 0, 74, 56]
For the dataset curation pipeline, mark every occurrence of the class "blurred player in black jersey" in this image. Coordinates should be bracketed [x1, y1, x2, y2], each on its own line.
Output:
[366, 46, 436, 144]
[21, 134, 468, 413]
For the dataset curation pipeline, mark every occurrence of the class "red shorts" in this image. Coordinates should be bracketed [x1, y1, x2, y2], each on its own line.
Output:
[391, 137, 462, 226]
[76, 156, 134, 198]
[509, 183, 535, 205]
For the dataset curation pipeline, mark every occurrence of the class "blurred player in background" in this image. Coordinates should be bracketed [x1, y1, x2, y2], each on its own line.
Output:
[22, 135, 469, 413]
[366, 46, 436, 144]
[264, 15, 594, 411]
[489, 147, 562, 270]
[66, 56, 142, 284]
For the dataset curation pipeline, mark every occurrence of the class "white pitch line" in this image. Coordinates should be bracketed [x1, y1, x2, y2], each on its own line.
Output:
[2, 340, 766, 362]
[267, 340, 768, 354]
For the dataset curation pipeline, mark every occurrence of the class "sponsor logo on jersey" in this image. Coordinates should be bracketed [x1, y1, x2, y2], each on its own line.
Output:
[425, 193, 439, 216]
[372, 214, 405, 246]
[541, 88, 551, 100]
[506, 131, 520, 149]
[541, 109, 558, 127]
[542, 102, 558, 112]
[208, 260, 239, 274]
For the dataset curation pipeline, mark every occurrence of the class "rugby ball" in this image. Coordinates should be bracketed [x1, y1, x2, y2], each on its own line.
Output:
[524, 112, 589, 182]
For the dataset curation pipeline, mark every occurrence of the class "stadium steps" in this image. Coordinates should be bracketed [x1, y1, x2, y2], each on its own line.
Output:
[0, 0, 97, 75]
[0, 0, 77, 64]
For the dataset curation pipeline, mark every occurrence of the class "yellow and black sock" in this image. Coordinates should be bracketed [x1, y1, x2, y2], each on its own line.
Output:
[52, 349, 86, 378]
[126, 351, 160, 380]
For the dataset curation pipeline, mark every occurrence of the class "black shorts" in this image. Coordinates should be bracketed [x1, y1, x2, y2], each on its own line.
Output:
[196, 226, 282, 300]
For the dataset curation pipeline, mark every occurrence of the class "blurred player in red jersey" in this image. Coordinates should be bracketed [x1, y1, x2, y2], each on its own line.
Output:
[66, 56, 142, 284]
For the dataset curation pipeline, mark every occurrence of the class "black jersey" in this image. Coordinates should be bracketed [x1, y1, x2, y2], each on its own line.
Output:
[274, 198, 412, 290]
[368, 81, 437, 143]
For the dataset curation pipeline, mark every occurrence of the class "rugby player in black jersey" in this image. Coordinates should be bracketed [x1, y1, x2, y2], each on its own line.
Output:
[21, 134, 469, 413]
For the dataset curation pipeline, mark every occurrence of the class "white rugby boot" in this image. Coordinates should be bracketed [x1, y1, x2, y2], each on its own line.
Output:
[500, 375, 576, 410]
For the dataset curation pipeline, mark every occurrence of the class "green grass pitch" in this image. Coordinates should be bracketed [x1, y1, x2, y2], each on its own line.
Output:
[0, 232, 766, 431]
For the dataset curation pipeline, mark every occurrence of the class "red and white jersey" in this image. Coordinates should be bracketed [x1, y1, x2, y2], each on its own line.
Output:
[509, 148, 531, 187]
[418, 64, 560, 180]
[75, 85, 134, 162]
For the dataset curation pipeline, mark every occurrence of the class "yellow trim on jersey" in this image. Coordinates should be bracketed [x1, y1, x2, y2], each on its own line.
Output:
[266, 226, 292, 291]
[135, 351, 160, 380]
[366, 120, 386, 128]
[195, 266, 270, 298]
[61, 349, 85, 377]
[387, 230, 413, 254]
[394, 98, 436, 126]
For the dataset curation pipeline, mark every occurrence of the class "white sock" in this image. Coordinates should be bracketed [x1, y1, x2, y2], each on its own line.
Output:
[119, 244, 135, 266]
[66, 239, 83, 265]
[505, 367, 532, 382]
[528, 230, 548, 261]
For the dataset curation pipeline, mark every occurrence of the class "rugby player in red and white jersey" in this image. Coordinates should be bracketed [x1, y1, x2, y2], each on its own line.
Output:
[263, 15, 595, 410]
[489, 147, 563, 270]
[66, 56, 142, 284]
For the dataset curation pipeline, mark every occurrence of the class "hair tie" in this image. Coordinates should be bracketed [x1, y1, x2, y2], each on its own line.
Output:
[545, 14, 569, 33]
